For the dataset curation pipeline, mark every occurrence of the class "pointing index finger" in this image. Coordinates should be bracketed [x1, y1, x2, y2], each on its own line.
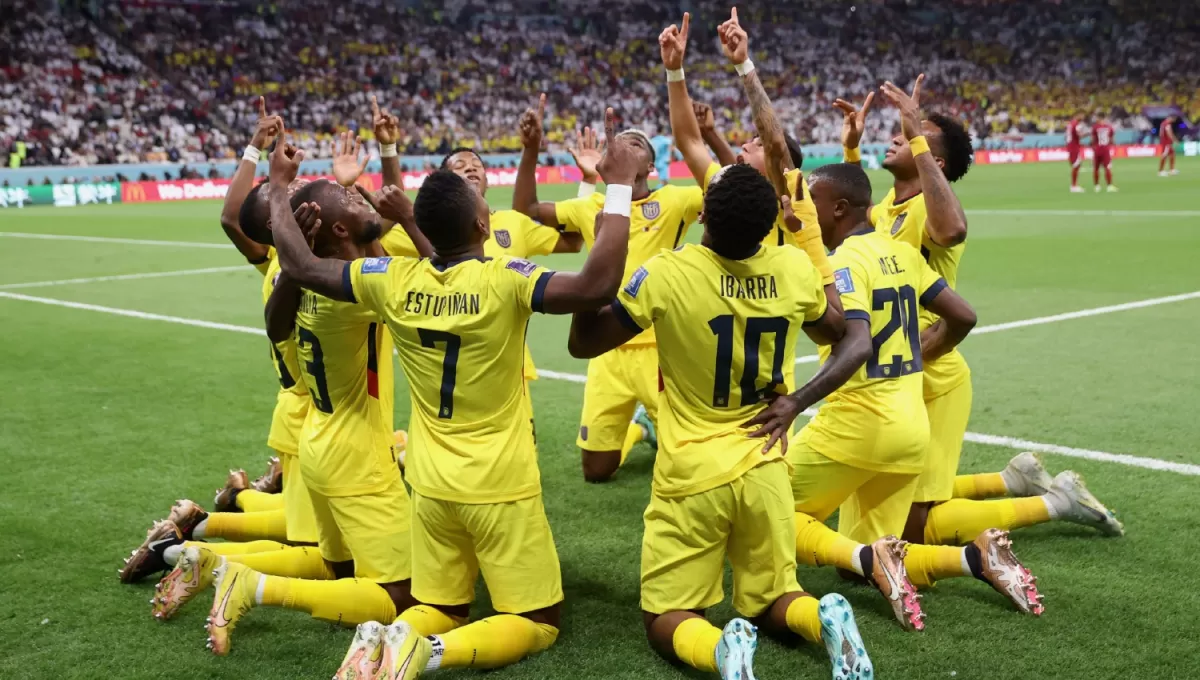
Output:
[680, 12, 690, 42]
[536, 93, 546, 121]
[370, 95, 381, 119]
[730, 6, 738, 25]
[258, 96, 267, 118]
[860, 91, 875, 117]
[911, 73, 925, 104]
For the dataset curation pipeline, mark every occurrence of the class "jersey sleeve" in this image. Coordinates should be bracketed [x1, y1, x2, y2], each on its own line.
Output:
[347, 256, 399, 316]
[698, 162, 721, 191]
[497, 256, 555, 315]
[554, 194, 602, 234]
[917, 259, 948, 308]
[252, 247, 276, 276]
[379, 228, 420, 258]
[517, 213, 560, 257]
[830, 252, 870, 324]
[613, 255, 667, 332]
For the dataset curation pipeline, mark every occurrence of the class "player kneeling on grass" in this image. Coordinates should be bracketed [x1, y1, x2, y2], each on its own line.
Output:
[570, 163, 873, 680]
[270, 110, 640, 679]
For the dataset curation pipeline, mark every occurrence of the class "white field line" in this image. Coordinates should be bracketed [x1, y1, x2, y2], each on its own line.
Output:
[967, 209, 1200, 217]
[0, 266, 249, 290]
[2, 288, 1198, 476]
[795, 290, 1200, 364]
[0, 232, 228, 249]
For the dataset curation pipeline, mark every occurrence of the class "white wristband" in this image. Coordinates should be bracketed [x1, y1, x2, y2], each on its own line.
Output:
[666, 67, 685, 83]
[734, 59, 755, 77]
[577, 181, 596, 198]
[242, 145, 261, 164]
[603, 184, 633, 217]
[380, 143, 398, 158]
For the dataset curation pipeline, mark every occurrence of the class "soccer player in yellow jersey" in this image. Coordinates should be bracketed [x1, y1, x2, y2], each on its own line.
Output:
[569, 162, 875, 680]
[839, 77, 1123, 547]
[269, 115, 640, 679]
[750, 163, 1043, 621]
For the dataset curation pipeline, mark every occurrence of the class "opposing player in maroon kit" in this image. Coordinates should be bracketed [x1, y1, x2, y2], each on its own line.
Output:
[1066, 114, 1088, 192]
[1158, 115, 1179, 176]
[1091, 116, 1117, 192]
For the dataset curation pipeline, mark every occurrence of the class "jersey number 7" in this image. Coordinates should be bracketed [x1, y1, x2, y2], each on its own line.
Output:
[418, 329, 462, 419]
[709, 315, 790, 407]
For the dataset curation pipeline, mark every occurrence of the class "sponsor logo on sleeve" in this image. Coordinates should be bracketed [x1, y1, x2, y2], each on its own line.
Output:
[505, 258, 539, 277]
[361, 257, 392, 274]
[624, 266, 649, 297]
[834, 267, 855, 294]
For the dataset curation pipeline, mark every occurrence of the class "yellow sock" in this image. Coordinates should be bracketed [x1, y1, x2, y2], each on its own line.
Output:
[670, 617, 720, 673]
[182, 540, 287, 556]
[952, 473, 1009, 500]
[203, 509, 288, 542]
[230, 547, 334, 579]
[784, 595, 822, 644]
[260, 576, 397, 625]
[235, 489, 285, 512]
[795, 512, 862, 572]
[925, 498, 1052, 545]
[619, 423, 644, 465]
[904, 544, 967, 588]
[397, 604, 466, 637]
[433, 615, 558, 670]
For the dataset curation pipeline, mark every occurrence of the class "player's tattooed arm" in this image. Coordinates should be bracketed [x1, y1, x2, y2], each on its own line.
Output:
[267, 136, 354, 302]
[743, 318, 871, 453]
[543, 109, 636, 315]
[695, 102, 737, 167]
[720, 10, 791, 195]
[919, 285, 977, 362]
[220, 96, 279, 264]
[661, 13, 716, 186]
[513, 94, 564, 226]
[880, 76, 967, 247]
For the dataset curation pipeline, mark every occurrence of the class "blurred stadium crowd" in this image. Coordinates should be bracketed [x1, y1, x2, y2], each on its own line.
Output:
[2, 0, 1197, 167]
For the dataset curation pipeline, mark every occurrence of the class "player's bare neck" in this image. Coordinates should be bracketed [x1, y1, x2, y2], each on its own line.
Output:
[632, 178, 652, 201]
[433, 243, 484, 266]
[891, 175, 922, 204]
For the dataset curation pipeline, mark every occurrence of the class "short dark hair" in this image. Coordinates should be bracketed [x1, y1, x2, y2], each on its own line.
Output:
[413, 169, 479, 252]
[785, 134, 804, 170]
[440, 147, 485, 170]
[927, 114, 973, 183]
[239, 181, 272, 245]
[289, 178, 341, 212]
[704, 164, 778, 258]
[809, 163, 873, 208]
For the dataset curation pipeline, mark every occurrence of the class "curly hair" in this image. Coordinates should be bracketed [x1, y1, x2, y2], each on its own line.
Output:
[704, 164, 779, 258]
[238, 180, 272, 245]
[927, 113, 974, 183]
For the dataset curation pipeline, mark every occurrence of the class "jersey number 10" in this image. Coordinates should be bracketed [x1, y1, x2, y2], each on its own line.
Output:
[708, 315, 790, 407]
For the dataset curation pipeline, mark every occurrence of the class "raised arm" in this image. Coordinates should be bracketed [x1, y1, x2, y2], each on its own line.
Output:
[919, 284, 977, 362]
[356, 184, 434, 258]
[554, 232, 585, 253]
[719, 10, 789, 196]
[661, 13, 715, 187]
[742, 318, 871, 452]
[265, 271, 303, 343]
[219, 97, 279, 263]
[834, 93, 874, 166]
[540, 109, 636, 315]
[372, 95, 404, 190]
[512, 94, 563, 226]
[695, 101, 737, 167]
[267, 134, 353, 301]
[881, 75, 967, 247]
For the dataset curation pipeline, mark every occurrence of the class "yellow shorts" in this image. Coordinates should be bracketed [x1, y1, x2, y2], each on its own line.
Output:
[267, 388, 309, 456]
[411, 492, 563, 614]
[788, 442, 919, 544]
[279, 451, 318, 544]
[576, 345, 659, 451]
[913, 378, 973, 503]
[308, 475, 411, 583]
[641, 461, 800, 618]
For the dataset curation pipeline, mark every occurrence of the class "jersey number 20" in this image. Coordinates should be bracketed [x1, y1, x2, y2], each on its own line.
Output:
[708, 315, 790, 407]
[867, 285, 922, 379]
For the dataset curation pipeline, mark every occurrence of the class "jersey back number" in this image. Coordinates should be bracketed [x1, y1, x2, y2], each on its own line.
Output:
[866, 285, 922, 379]
[708, 315, 790, 407]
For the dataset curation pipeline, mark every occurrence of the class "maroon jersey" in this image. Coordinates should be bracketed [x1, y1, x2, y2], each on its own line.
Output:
[1091, 123, 1114, 148]
[1159, 120, 1176, 142]
[1066, 119, 1083, 147]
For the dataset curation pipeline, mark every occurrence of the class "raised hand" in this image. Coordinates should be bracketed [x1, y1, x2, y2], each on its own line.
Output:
[293, 202, 322, 244]
[519, 93, 546, 151]
[658, 12, 690, 70]
[250, 96, 283, 150]
[880, 74, 925, 141]
[370, 95, 401, 146]
[833, 92, 875, 150]
[779, 192, 804, 234]
[596, 108, 639, 186]
[718, 7, 748, 65]
[269, 131, 304, 185]
[331, 130, 370, 188]
[693, 101, 716, 133]
[568, 126, 602, 183]
[355, 184, 411, 223]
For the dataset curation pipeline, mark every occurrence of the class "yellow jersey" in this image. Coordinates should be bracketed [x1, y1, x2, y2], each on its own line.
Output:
[554, 163, 720, 348]
[261, 255, 309, 402]
[872, 189, 970, 398]
[294, 288, 398, 497]
[801, 229, 946, 474]
[762, 168, 820, 249]
[348, 254, 551, 504]
[380, 210, 560, 381]
[615, 243, 828, 498]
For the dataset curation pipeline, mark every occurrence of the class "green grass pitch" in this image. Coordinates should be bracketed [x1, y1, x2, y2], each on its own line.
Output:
[1, 158, 1198, 679]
